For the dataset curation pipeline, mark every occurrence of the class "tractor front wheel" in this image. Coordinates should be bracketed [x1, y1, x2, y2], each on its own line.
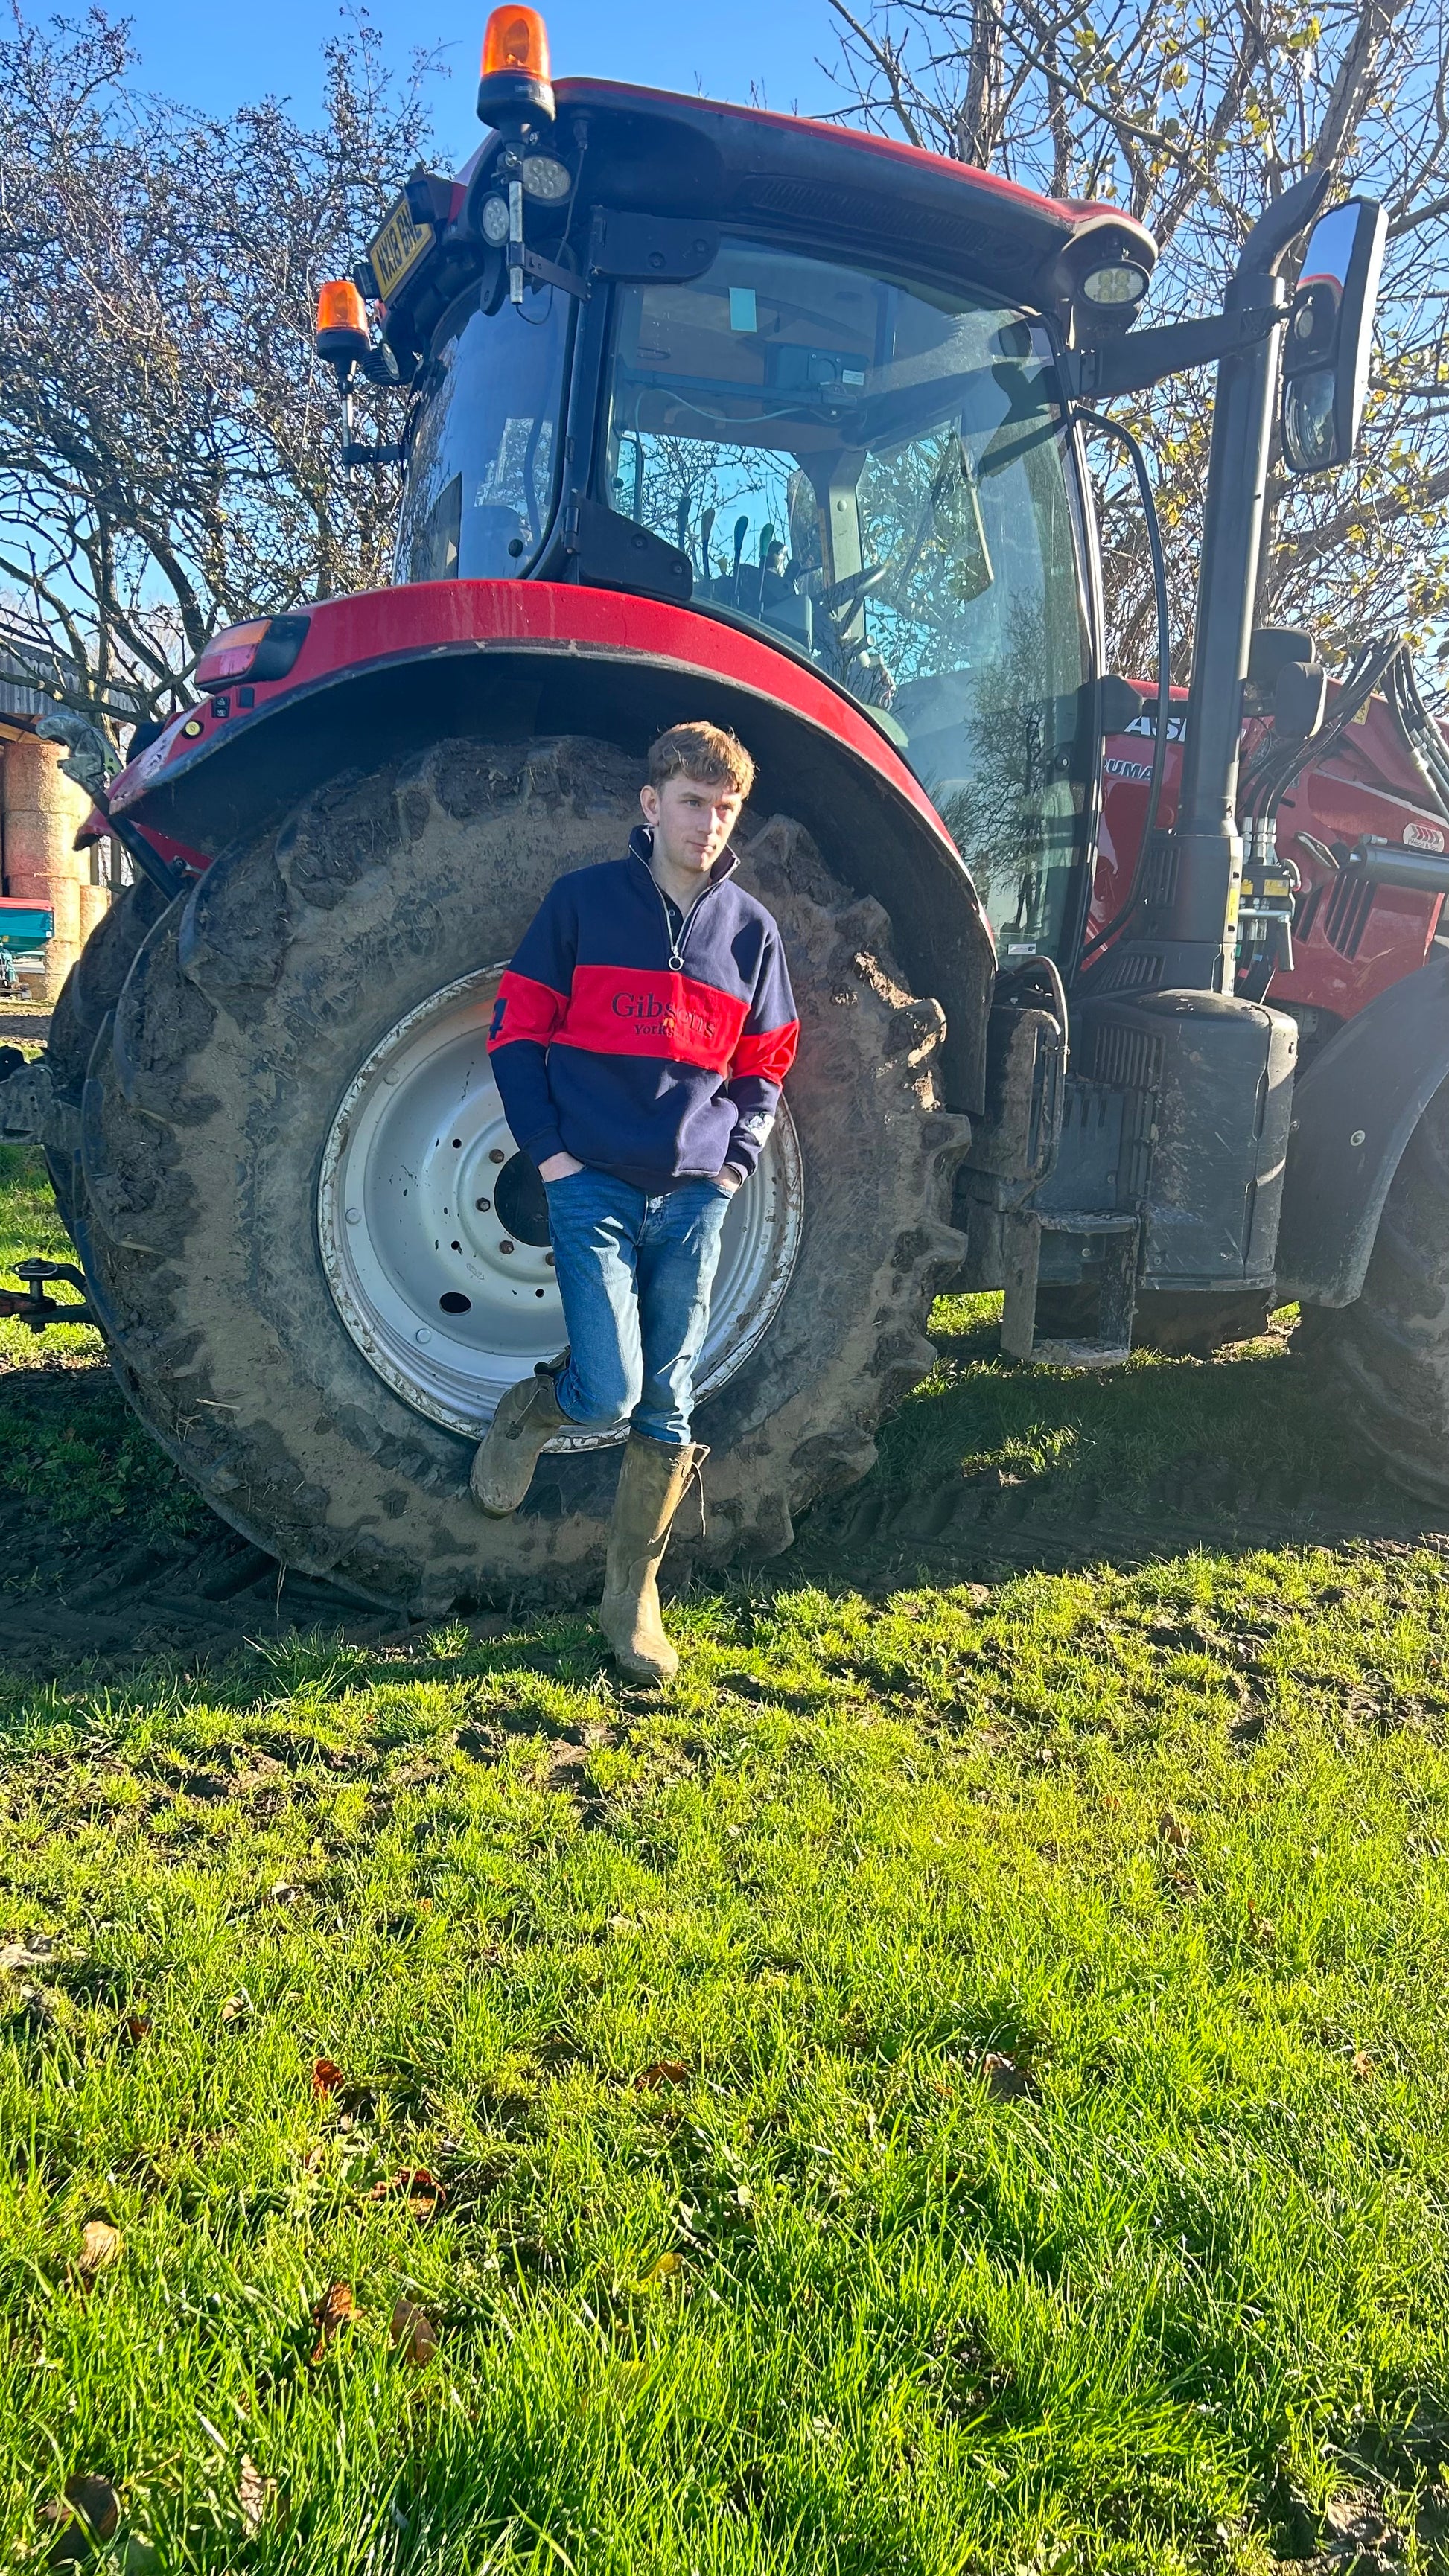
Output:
[1296, 1074, 1449, 1502]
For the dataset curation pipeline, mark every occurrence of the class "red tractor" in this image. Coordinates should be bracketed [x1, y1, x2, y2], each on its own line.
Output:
[4, 8, 1443, 1609]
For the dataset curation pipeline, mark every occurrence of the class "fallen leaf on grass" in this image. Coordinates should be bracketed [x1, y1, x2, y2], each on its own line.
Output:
[981, 2053, 1032, 2100]
[269, 1881, 299, 1905]
[633, 2059, 688, 2090]
[118, 2012, 150, 2045]
[629, 2252, 684, 2292]
[307, 2280, 355, 2363]
[311, 2057, 345, 2097]
[369, 2168, 448, 2220]
[220, 1990, 253, 2025]
[1, 1931, 56, 1973]
[1352, 2049, 1375, 2079]
[237, 2457, 276, 2540]
[41, 2475, 120, 2561]
[389, 2297, 439, 2363]
[1157, 1811, 1191, 1848]
[77, 2219, 121, 2276]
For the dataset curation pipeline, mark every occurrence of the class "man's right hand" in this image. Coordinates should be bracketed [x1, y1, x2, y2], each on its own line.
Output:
[538, 1151, 585, 1182]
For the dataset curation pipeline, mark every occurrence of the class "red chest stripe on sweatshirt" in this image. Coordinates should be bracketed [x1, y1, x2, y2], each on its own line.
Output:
[551, 965, 748, 1074]
[732, 1019, 800, 1085]
[487, 969, 567, 1050]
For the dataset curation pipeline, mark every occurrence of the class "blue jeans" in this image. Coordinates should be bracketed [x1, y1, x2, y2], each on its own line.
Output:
[544, 1169, 732, 1448]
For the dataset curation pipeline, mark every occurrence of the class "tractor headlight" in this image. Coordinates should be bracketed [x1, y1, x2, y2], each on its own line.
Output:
[521, 152, 572, 202]
[1081, 262, 1150, 307]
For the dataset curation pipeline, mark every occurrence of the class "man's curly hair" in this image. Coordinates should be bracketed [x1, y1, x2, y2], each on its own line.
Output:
[646, 721, 755, 799]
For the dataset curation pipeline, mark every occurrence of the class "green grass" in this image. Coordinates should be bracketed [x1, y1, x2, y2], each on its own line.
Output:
[4, 1171, 1449, 2571]
[0, 1141, 96, 1371]
[0, 1147, 209, 1541]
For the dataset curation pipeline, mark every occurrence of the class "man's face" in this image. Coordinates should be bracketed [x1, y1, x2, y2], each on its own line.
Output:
[640, 772, 744, 878]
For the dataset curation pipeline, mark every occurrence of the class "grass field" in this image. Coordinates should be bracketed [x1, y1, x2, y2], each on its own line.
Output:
[3, 1144, 1449, 2575]
[0, 1142, 105, 1371]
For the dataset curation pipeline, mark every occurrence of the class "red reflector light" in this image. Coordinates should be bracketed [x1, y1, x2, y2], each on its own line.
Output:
[194, 614, 310, 691]
[197, 621, 270, 686]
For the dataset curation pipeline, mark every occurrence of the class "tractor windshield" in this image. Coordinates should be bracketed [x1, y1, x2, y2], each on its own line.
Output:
[395, 279, 572, 582]
[603, 242, 1092, 962]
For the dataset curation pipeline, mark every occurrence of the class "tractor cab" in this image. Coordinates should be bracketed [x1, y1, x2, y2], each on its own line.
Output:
[397, 232, 1095, 970]
[366, 56, 1158, 978]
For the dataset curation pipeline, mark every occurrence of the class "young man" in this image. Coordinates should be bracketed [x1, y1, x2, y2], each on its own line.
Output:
[473, 721, 799, 1683]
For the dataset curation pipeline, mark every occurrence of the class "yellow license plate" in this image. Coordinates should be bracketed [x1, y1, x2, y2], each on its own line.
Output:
[367, 193, 434, 303]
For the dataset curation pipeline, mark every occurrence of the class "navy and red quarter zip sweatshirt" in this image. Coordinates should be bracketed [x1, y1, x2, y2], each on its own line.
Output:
[488, 827, 799, 1192]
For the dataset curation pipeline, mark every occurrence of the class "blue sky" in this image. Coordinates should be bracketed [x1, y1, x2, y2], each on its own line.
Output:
[116, 0, 847, 136]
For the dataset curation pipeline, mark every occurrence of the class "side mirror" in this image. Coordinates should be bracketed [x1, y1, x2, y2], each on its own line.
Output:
[1280, 198, 1386, 475]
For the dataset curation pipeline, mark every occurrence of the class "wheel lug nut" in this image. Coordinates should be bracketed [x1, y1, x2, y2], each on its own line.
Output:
[500, 1240, 515, 1254]
[476, 1197, 490, 1211]
[544, 1252, 554, 1267]
[488, 1147, 505, 1164]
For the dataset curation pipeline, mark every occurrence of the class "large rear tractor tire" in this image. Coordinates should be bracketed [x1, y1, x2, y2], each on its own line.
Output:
[1294, 1075, 1449, 1503]
[69, 735, 969, 1611]
[42, 873, 171, 1232]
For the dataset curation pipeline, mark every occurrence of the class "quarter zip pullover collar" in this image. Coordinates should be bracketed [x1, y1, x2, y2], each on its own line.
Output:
[628, 823, 738, 973]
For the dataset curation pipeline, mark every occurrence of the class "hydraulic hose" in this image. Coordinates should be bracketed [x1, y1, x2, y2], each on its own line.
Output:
[1071, 409, 1171, 974]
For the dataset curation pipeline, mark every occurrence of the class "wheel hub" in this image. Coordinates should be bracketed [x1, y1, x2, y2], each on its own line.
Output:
[318, 965, 803, 1440]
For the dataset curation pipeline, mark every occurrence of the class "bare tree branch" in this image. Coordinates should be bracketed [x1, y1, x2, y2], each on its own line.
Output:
[0, 8, 428, 738]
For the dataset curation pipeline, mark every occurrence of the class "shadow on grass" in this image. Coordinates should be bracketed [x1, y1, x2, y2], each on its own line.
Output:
[1, 1293, 1445, 1696]
[787, 1297, 1448, 1594]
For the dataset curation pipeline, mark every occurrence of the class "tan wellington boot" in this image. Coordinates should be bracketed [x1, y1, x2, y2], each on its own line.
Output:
[469, 1368, 568, 1516]
[597, 1436, 708, 1683]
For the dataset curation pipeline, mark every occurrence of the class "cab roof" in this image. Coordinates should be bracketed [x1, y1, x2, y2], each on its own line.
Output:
[523, 78, 1157, 310]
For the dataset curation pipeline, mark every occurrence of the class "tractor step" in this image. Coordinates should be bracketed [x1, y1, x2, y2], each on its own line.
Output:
[1001, 1208, 1141, 1369]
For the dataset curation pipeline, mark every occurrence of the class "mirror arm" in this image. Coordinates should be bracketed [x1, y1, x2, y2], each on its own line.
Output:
[1072, 166, 1332, 998]
[1061, 305, 1282, 403]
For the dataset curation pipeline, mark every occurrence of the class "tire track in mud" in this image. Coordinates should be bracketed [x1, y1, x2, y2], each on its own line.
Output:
[790, 1447, 1449, 1590]
[0, 1368, 398, 1678]
[0, 1489, 395, 1677]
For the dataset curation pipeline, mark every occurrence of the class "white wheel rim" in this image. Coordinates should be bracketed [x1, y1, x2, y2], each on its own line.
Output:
[317, 964, 804, 1442]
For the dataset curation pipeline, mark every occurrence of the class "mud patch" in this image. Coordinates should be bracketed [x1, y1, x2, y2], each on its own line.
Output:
[0, 1366, 406, 1678]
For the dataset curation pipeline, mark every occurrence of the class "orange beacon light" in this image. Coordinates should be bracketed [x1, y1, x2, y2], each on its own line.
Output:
[477, 6, 555, 124]
[313, 280, 370, 372]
